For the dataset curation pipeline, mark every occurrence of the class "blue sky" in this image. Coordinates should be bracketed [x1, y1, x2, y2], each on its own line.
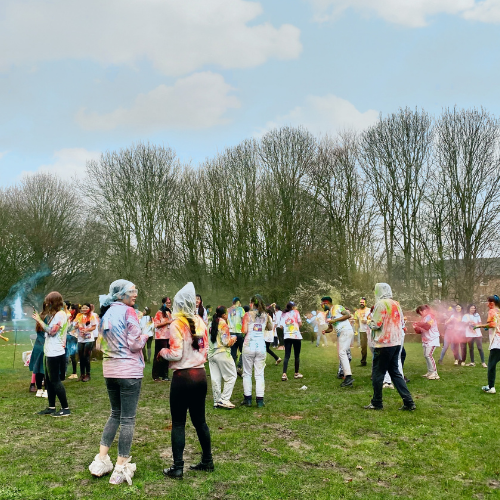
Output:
[1, 0, 500, 184]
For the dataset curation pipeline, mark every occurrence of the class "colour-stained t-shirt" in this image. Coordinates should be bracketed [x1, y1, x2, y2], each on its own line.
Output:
[488, 307, 500, 350]
[354, 307, 370, 333]
[227, 305, 245, 334]
[159, 316, 208, 370]
[419, 314, 441, 346]
[75, 312, 98, 343]
[242, 310, 273, 352]
[328, 305, 352, 336]
[208, 318, 233, 359]
[281, 310, 303, 340]
[369, 300, 404, 348]
[462, 313, 482, 338]
[44, 310, 68, 357]
[99, 302, 148, 379]
[154, 309, 171, 340]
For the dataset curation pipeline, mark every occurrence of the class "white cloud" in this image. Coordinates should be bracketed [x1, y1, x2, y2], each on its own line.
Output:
[76, 72, 240, 131]
[259, 94, 378, 137]
[306, 0, 500, 27]
[25, 148, 101, 178]
[0, 0, 301, 75]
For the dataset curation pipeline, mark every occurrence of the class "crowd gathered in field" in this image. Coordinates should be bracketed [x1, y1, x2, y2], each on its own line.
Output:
[26, 280, 500, 485]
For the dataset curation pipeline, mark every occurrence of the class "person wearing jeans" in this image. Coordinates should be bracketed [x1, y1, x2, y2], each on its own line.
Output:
[88, 280, 148, 486]
[364, 283, 415, 411]
[32, 291, 71, 417]
[75, 303, 97, 382]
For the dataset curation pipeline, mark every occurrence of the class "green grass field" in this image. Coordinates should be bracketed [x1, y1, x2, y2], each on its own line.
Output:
[1, 339, 499, 500]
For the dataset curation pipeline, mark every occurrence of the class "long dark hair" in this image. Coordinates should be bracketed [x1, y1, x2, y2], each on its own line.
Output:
[210, 306, 227, 344]
[250, 294, 266, 316]
[196, 294, 204, 317]
[488, 295, 500, 307]
[284, 301, 295, 313]
[186, 317, 202, 351]
[44, 292, 64, 317]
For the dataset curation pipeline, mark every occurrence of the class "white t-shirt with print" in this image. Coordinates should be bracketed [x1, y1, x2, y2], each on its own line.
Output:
[44, 311, 68, 357]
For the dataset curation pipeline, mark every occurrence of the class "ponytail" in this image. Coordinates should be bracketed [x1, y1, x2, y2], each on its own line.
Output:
[250, 294, 266, 317]
[186, 317, 201, 351]
[210, 306, 227, 344]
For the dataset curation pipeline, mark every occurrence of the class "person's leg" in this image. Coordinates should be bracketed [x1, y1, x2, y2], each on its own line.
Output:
[468, 339, 475, 364]
[476, 337, 485, 364]
[265, 341, 279, 361]
[282, 339, 292, 375]
[242, 351, 253, 397]
[439, 336, 450, 362]
[387, 346, 414, 407]
[487, 349, 500, 388]
[147, 337, 153, 363]
[100, 378, 122, 453]
[237, 334, 244, 370]
[293, 339, 302, 373]
[423, 345, 437, 374]
[47, 354, 69, 408]
[230, 335, 238, 363]
[400, 345, 407, 368]
[78, 343, 85, 378]
[209, 358, 222, 404]
[360, 332, 367, 365]
[170, 371, 189, 465]
[273, 334, 279, 348]
[186, 369, 212, 462]
[322, 330, 328, 347]
[35, 372, 44, 390]
[44, 356, 56, 408]
[152, 339, 167, 380]
[218, 353, 237, 402]
[460, 342, 467, 363]
[254, 351, 266, 399]
[116, 378, 142, 458]
[371, 348, 388, 408]
[316, 330, 321, 347]
[85, 342, 93, 376]
[338, 331, 352, 376]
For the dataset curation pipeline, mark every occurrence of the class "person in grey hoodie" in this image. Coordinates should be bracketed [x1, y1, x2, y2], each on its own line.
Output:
[364, 283, 415, 411]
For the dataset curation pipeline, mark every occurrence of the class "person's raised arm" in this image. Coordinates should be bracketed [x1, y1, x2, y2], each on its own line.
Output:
[158, 320, 183, 361]
[125, 308, 148, 352]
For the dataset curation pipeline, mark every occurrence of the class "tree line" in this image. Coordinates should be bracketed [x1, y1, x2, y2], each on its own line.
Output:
[1, 106, 499, 311]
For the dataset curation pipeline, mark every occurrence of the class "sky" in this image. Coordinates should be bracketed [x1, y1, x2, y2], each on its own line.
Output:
[1, 0, 500, 184]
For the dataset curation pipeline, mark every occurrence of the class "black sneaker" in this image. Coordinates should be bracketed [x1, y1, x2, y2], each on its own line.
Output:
[399, 404, 416, 411]
[340, 377, 354, 387]
[240, 398, 252, 407]
[164, 463, 184, 479]
[37, 407, 56, 416]
[52, 408, 71, 417]
[189, 460, 214, 472]
[363, 404, 383, 410]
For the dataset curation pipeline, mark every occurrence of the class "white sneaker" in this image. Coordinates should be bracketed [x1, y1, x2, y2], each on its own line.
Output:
[383, 383, 394, 389]
[109, 457, 136, 485]
[427, 373, 440, 380]
[482, 363, 487, 368]
[42, 390, 48, 398]
[36, 389, 43, 397]
[465, 363, 475, 367]
[422, 372, 431, 378]
[217, 399, 235, 409]
[482, 386, 496, 394]
[68, 374, 78, 380]
[461, 362, 465, 366]
[454, 360, 459, 366]
[89, 454, 114, 477]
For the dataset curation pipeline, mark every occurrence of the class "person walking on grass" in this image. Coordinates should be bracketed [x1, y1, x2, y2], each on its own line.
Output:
[462, 305, 486, 368]
[264, 305, 281, 365]
[354, 298, 370, 366]
[413, 305, 440, 380]
[158, 282, 212, 479]
[228, 297, 245, 376]
[321, 297, 354, 387]
[88, 280, 148, 485]
[364, 283, 415, 411]
[32, 291, 71, 418]
[478, 295, 500, 394]
[152, 297, 172, 381]
[241, 295, 273, 406]
[439, 304, 463, 366]
[30, 300, 47, 398]
[75, 303, 97, 382]
[209, 306, 237, 409]
[280, 301, 303, 382]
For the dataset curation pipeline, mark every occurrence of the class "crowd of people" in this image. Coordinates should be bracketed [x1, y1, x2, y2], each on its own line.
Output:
[27, 280, 500, 485]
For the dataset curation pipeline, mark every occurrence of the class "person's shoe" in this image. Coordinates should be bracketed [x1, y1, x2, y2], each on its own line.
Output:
[89, 454, 114, 477]
[427, 373, 440, 380]
[340, 376, 354, 387]
[36, 389, 43, 397]
[461, 361, 465, 366]
[281, 374, 288, 381]
[162, 377, 170, 382]
[438, 359, 443, 365]
[422, 372, 431, 378]
[256, 398, 265, 408]
[109, 457, 136, 485]
[78, 375, 84, 381]
[465, 363, 475, 367]
[404, 376, 410, 383]
[359, 362, 367, 367]
[29, 383, 37, 393]
[275, 358, 282, 365]
[52, 408, 71, 417]
[216, 399, 235, 409]
[42, 390, 48, 398]
[482, 385, 496, 394]
[68, 374, 78, 379]
[399, 404, 416, 411]
[37, 407, 56, 416]
[364, 404, 382, 410]
[383, 383, 394, 389]
[189, 459, 214, 472]
[82, 374, 91, 382]
[337, 373, 344, 379]
[482, 362, 488, 368]
[294, 373, 303, 379]
[153, 378, 164, 382]
[240, 397, 252, 407]
[164, 461, 184, 480]
[454, 360, 459, 366]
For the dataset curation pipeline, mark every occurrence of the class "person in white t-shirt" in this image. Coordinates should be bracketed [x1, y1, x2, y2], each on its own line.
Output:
[140, 307, 154, 363]
[280, 302, 303, 381]
[413, 305, 440, 380]
[480, 295, 500, 393]
[462, 305, 486, 367]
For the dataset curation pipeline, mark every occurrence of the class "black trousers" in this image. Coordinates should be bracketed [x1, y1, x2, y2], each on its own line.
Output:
[170, 368, 211, 464]
[265, 341, 279, 361]
[44, 354, 68, 408]
[283, 339, 301, 374]
[78, 342, 93, 376]
[371, 346, 413, 408]
[360, 331, 368, 364]
[488, 349, 500, 388]
[152, 339, 169, 380]
[230, 333, 244, 369]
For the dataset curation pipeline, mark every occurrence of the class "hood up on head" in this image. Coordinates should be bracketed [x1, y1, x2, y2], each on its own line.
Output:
[172, 282, 196, 319]
[374, 283, 393, 302]
[99, 279, 136, 308]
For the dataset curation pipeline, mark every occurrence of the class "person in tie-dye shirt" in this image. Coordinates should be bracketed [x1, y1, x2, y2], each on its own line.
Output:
[89, 279, 148, 486]
[364, 283, 415, 411]
[241, 294, 273, 406]
[228, 297, 245, 374]
[32, 291, 71, 418]
[280, 302, 303, 381]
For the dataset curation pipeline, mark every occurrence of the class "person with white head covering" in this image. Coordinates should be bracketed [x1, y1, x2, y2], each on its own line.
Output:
[364, 283, 415, 411]
[88, 279, 148, 486]
[157, 282, 212, 480]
